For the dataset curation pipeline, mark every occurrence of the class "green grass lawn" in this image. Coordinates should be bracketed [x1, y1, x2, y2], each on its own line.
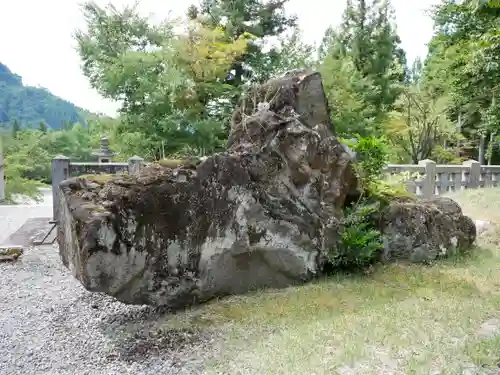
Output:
[168, 188, 500, 374]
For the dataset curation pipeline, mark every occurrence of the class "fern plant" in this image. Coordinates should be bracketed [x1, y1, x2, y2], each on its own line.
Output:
[329, 200, 384, 268]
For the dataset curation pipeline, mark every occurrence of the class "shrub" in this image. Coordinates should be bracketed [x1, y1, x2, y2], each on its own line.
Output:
[342, 135, 411, 201]
[331, 135, 409, 270]
[328, 200, 384, 268]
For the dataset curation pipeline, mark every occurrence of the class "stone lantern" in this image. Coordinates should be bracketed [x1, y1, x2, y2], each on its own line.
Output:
[92, 137, 115, 164]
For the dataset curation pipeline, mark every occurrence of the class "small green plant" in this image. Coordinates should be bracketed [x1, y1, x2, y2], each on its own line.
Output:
[342, 135, 410, 200]
[331, 135, 402, 269]
[431, 145, 465, 164]
[343, 135, 388, 181]
[329, 200, 384, 268]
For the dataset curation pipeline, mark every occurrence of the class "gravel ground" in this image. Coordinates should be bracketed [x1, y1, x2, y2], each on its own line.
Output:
[0, 245, 216, 375]
[0, 188, 53, 244]
[0, 190, 216, 375]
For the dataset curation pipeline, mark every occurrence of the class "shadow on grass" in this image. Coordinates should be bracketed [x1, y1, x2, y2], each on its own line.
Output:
[162, 257, 486, 331]
[438, 245, 495, 266]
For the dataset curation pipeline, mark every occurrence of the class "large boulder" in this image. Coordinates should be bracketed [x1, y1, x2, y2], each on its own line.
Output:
[379, 196, 476, 263]
[57, 71, 358, 307]
[57, 70, 476, 307]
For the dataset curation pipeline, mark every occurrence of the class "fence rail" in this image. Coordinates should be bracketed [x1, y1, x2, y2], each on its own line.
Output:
[384, 159, 500, 197]
[69, 162, 129, 176]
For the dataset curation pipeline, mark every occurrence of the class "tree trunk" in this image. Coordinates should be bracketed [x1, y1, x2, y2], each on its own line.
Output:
[488, 94, 497, 165]
[478, 134, 486, 165]
[487, 132, 495, 165]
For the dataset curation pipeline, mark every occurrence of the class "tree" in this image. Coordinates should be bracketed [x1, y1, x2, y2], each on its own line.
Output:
[75, 2, 249, 159]
[385, 84, 457, 163]
[38, 121, 48, 133]
[11, 120, 20, 138]
[319, 0, 406, 136]
[255, 29, 317, 79]
[320, 55, 379, 136]
[188, 0, 298, 85]
[1, 131, 45, 203]
[424, 0, 500, 163]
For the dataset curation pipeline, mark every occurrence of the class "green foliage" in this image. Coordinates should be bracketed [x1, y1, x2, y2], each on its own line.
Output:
[0, 1, 312, 201]
[319, 0, 406, 137]
[424, 0, 500, 163]
[75, 3, 252, 159]
[385, 83, 457, 163]
[349, 135, 415, 201]
[431, 145, 466, 164]
[189, 0, 298, 85]
[0, 119, 109, 202]
[1, 133, 44, 203]
[331, 135, 411, 269]
[330, 200, 384, 268]
[4, 0, 498, 202]
[0, 63, 83, 129]
[343, 135, 389, 190]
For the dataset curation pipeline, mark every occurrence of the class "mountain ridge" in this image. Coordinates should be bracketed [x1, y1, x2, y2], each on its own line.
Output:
[0, 62, 89, 129]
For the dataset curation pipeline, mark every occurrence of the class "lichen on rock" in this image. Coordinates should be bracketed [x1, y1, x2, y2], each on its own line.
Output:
[379, 196, 476, 263]
[57, 70, 476, 307]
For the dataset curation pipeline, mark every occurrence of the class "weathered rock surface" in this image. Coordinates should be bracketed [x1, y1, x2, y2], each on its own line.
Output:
[58, 71, 357, 307]
[57, 70, 476, 307]
[379, 196, 476, 263]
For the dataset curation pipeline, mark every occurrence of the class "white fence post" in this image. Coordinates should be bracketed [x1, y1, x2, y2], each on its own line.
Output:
[418, 159, 436, 198]
[463, 159, 481, 189]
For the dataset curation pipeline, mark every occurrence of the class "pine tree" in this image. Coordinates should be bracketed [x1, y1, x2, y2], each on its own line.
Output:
[320, 0, 406, 133]
[188, 0, 297, 85]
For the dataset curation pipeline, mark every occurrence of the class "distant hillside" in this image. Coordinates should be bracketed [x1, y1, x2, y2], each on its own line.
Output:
[0, 62, 85, 129]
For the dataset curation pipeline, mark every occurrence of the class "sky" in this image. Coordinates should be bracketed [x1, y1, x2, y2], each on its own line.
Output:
[0, 0, 441, 116]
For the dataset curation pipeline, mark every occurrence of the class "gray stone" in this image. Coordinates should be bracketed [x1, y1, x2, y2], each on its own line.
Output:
[57, 71, 357, 307]
[56, 71, 477, 308]
[0, 246, 23, 262]
[379, 196, 476, 263]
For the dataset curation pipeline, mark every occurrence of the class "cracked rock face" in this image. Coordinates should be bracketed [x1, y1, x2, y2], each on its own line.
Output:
[57, 71, 477, 307]
[57, 71, 358, 307]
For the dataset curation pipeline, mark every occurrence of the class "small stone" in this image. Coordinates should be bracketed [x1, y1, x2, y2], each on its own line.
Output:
[0, 246, 24, 262]
[477, 318, 500, 339]
[475, 219, 491, 235]
[380, 197, 476, 263]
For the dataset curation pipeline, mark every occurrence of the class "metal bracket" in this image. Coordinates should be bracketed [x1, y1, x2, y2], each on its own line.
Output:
[33, 220, 58, 246]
